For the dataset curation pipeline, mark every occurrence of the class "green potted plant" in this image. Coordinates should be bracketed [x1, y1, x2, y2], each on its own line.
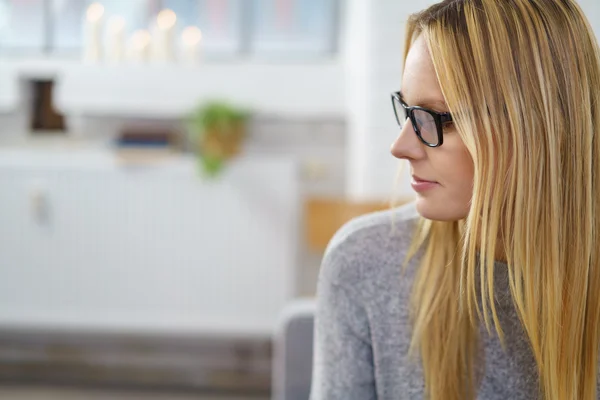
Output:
[187, 100, 251, 177]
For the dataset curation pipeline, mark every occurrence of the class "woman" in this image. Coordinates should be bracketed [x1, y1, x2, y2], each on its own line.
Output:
[310, 0, 600, 399]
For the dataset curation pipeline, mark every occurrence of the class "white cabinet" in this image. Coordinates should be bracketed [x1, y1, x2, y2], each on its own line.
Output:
[0, 148, 300, 336]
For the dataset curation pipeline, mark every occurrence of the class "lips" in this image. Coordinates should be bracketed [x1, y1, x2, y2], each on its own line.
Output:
[412, 175, 438, 184]
[411, 174, 439, 193]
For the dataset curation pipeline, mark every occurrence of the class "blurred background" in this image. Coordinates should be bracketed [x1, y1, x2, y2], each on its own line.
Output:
[0, 0, 598, 399]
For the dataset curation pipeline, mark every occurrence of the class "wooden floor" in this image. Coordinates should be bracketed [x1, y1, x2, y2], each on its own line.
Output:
[0, 385, 269, 400]
[0, 329, 273, 395]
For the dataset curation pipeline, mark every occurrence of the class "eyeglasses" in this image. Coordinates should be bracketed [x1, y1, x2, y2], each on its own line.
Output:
[391, 91, 453, 147]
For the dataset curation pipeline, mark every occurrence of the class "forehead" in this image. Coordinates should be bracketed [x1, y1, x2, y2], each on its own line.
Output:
[401, 35, 445, 105]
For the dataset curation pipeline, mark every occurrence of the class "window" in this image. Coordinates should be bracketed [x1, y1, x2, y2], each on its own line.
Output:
[162, 0, 244, 56]
[0, 0, 339, 58]
[250, 0, 338, 57]
[51, 0, 89, 52]
[0, 0, 47, 52]
[51, 0, 159, 53]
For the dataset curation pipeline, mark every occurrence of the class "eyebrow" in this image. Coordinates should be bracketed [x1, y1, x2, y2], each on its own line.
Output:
[398, 90, 448, 110]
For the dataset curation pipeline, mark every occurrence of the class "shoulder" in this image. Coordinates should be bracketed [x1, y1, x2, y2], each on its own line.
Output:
[319, 201, 421, 293]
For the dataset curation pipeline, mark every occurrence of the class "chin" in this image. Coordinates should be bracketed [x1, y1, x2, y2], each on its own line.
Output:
[414, 196, 467, 221]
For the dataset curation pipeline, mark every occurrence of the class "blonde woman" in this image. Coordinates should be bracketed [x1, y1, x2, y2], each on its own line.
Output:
[310, 0, 600, 399]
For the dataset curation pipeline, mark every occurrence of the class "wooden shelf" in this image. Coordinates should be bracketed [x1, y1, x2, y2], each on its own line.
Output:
[0, 59, 345, 118]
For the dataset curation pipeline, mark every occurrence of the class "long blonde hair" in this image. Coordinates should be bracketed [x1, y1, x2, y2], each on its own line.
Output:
[404, 0, 600, 399]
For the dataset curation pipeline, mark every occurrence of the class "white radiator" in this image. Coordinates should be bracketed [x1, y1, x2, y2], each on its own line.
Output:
[0, 148, 300, 337]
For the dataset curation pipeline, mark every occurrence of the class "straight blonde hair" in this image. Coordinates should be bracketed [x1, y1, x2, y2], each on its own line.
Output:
[403, 0, 600, 399]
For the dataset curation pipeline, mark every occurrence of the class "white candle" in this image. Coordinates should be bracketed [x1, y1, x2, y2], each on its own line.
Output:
[83, 2, 105, 63]
[180, 26, 202, 65]
[152, 9, 177, 62]
[127, 29, 151, 63]
[106, 16, 126, 64]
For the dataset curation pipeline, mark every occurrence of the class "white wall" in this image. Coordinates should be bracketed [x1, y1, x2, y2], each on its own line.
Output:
[342, 0, 370, 199]
[579, 0, 600, 38]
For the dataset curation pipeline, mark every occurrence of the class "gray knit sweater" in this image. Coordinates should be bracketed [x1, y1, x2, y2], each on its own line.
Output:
[309, 202, 593, 399]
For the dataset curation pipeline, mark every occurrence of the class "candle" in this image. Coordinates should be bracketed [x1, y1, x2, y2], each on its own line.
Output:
[106, 16, 126, 64]
[152, 9, 177, 62]
[83, 2, 105, 63]
[180, 26, 202, 65]
[127, 29, 152, 63]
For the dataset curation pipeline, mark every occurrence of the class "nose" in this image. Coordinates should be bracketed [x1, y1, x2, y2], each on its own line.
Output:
[390, 117, 426, 160]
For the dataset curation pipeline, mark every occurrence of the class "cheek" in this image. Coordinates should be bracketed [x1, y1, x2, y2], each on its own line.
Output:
[451, 153, 475, 194]
[437, 141, 474, 192]
[419, 141, 474, 221]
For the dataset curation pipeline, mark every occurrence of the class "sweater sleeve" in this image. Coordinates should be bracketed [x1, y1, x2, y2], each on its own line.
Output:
[309, 244, 377, 400]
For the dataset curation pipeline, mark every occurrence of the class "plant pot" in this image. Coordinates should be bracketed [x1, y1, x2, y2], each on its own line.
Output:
[199, 123, 246, 159]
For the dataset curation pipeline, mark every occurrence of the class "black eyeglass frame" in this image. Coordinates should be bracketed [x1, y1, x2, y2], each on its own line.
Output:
[391, 91, 453, 148]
